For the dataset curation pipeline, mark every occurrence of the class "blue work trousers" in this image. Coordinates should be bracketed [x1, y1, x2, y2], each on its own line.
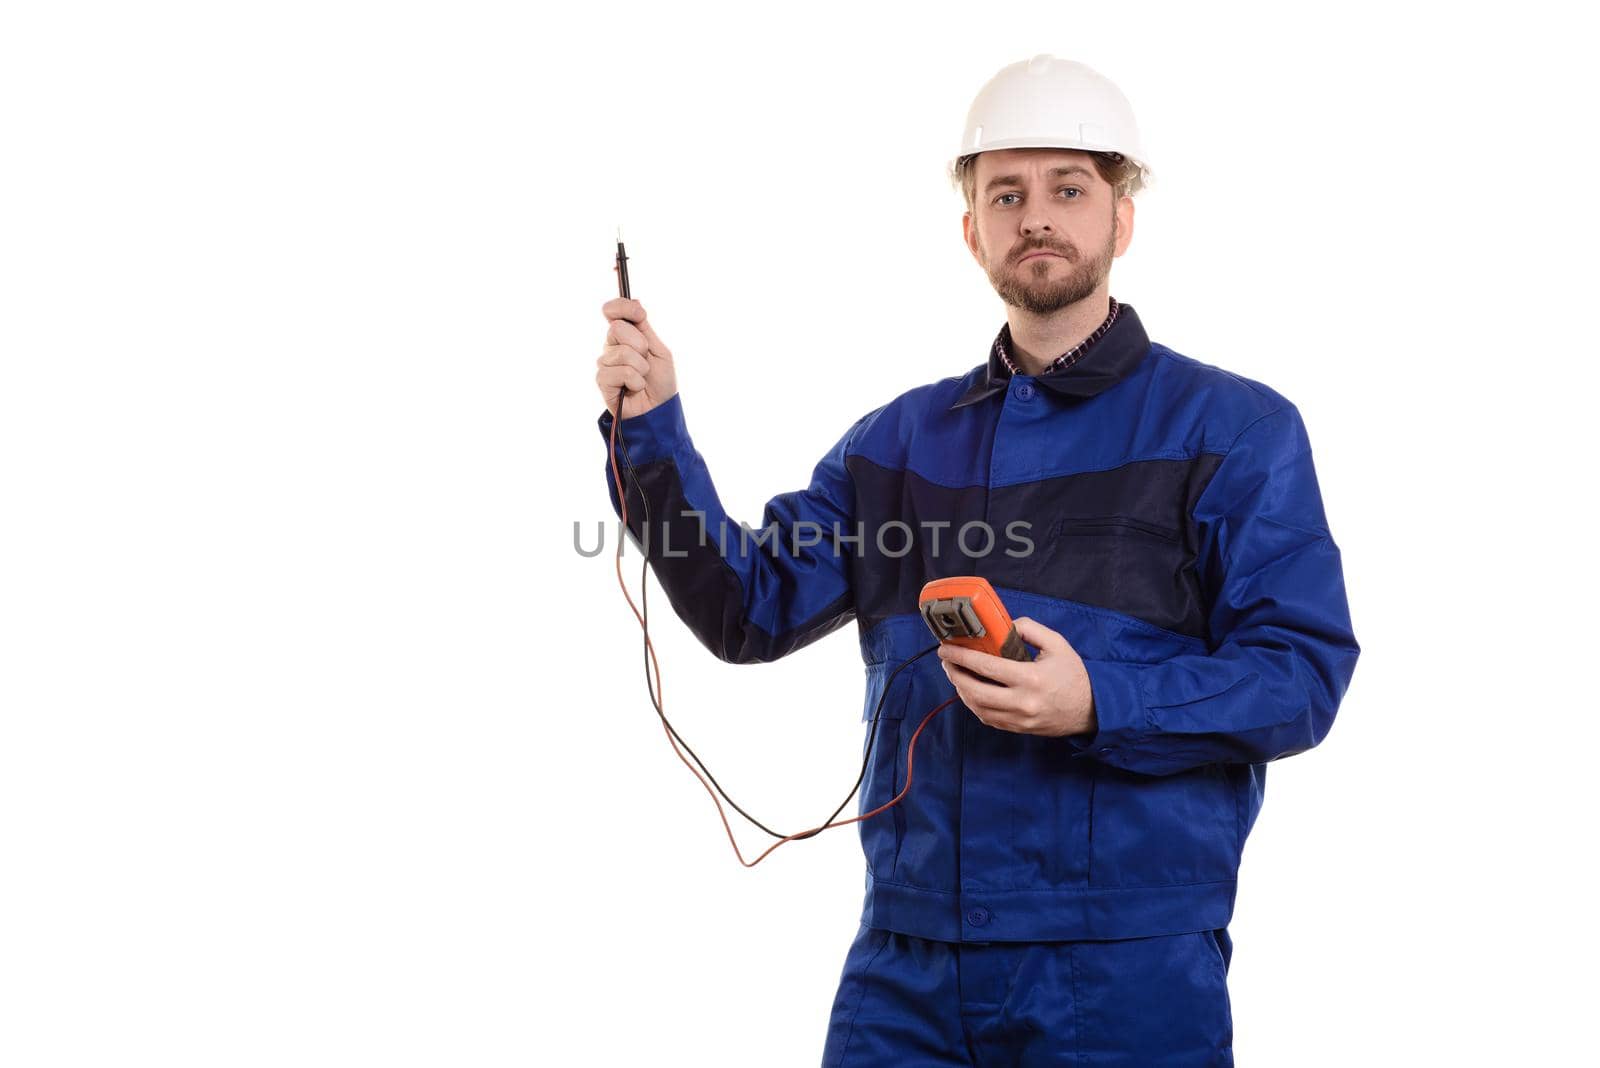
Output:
[821, 923, 1234, 1066]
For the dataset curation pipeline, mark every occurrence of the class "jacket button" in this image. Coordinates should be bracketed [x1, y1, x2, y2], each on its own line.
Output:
[966, 906, 991, 927]
[1016, 382, 1035, 400]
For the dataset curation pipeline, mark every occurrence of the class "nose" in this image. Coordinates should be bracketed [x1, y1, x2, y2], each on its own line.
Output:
[1020, 211, 1054, 237]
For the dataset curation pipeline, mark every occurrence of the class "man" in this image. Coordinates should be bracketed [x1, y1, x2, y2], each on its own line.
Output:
[594, 54, 1358, 1066]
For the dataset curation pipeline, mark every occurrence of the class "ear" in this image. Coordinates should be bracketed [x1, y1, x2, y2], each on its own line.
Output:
[1112, 195, 1135, 258]
[962, 211, 980, 263]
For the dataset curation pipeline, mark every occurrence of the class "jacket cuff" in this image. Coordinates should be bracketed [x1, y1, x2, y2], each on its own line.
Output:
[596, 392, 690, 465]
[1066, 659, 1152, 758]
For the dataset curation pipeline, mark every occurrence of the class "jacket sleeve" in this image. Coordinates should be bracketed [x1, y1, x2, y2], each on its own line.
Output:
[597, 392, 872, 664]
[1070, 403, 1360, 776]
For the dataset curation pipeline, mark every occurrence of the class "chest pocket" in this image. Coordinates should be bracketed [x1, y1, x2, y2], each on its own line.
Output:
[1034, 514, 1203, 636]
[1050, 515, 1181, 542]
[984, 456, 1218, 639]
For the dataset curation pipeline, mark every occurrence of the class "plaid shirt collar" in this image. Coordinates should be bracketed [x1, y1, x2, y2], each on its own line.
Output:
[997, 296, 1121, 377]
[950, 297, 1151, 409]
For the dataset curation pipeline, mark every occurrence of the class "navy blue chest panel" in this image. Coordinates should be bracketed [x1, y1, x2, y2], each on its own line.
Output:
[847, 450, 1224, 639]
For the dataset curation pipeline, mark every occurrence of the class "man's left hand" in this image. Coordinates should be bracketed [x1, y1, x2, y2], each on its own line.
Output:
[936, 617, 1097, 738]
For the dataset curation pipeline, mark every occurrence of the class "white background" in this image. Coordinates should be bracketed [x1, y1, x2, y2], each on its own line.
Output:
[3, 1, 1595, 1064]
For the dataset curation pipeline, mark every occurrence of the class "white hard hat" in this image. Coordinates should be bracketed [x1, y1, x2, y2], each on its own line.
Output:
[950, 55, 1152, 196]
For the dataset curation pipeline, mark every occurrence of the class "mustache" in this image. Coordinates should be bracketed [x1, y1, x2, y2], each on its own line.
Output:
[1011, 244, 1075, 265]
[1012, 242, 1076, 264]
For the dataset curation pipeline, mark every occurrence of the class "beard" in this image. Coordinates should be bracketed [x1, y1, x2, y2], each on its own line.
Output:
[978, 216, 1117, 316]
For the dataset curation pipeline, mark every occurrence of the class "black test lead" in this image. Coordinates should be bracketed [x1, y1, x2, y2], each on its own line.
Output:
[614, 224, 631, 301]
[603, 225, 927, 859]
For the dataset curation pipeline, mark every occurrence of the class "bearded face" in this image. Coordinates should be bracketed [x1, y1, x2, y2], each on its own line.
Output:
[973, 212, 1117, 317]
[964, 148, 1127, 318]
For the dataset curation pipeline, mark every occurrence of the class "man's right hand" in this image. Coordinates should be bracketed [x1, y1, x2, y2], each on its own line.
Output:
[597, 298, 679, 421]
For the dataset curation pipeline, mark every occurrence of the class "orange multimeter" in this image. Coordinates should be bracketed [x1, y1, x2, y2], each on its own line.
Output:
[918, 576, 1034, 663]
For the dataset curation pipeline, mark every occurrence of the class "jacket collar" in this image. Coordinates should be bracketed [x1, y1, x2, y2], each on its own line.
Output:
[949, 301, 1151, 409]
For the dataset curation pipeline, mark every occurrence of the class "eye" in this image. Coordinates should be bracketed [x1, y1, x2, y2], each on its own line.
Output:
[993, 187, 1082, 207]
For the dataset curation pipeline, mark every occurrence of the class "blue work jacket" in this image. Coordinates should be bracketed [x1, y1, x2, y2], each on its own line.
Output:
[596, 301, 1360, 943]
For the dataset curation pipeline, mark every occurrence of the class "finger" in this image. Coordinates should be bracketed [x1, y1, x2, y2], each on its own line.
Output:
[1011, 617, 1065, 653]
[635, 316, 673, 360]
[942, 660, 1027, 714]
[601, 297, 646, 324]
[952, 684, 1017, 729]
[597, 365, 647, 393]
[597, 345, 649, 376]
[605, 318, 649, 353]
[940, 660, 993, 717]
[601, 298, 673, 360]
[944, 675, 1025, 731]
[937, 641, 1029, 687]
